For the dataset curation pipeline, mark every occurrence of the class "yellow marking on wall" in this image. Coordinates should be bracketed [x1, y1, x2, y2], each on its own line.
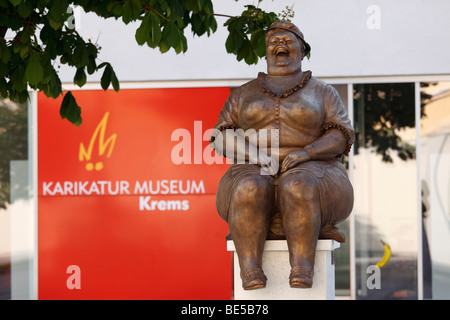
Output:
[79, 112, 117, 171]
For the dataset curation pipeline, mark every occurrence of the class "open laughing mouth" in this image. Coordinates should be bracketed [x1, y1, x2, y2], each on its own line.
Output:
[274, 45, 289, 57]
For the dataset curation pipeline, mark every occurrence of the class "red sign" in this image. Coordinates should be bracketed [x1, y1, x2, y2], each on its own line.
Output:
[37, 87, 232, 299]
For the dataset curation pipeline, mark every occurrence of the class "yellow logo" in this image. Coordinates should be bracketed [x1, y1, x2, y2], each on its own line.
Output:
[79, 112, 117, 171]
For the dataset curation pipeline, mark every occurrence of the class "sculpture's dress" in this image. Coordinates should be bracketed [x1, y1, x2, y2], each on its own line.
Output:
[211, 71, 354, 239]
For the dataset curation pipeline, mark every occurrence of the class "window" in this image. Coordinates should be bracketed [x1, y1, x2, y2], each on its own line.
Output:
[0, 95, 35, 300]
[330, 84, 351, 297]
[351, 83, 418, 299]
[420, 81, 450, 299]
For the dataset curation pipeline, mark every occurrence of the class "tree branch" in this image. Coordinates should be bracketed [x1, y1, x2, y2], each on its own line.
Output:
[213, 13, 234, 19]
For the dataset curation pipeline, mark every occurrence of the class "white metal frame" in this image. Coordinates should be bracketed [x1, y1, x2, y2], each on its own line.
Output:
[31, 91, 38, 300]
[415, 82, 423, 300]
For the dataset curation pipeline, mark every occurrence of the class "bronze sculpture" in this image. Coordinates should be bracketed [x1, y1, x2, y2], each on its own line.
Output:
[210, 21, 354, 290]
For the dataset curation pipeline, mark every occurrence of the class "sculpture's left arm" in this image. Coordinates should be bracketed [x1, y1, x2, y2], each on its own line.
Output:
[281, 84, 355, 172]
[304, 84, 355, 159]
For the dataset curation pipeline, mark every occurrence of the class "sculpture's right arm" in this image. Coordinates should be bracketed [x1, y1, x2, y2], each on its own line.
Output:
[211, 128, 266, 165]
[210, 88, 272, 167]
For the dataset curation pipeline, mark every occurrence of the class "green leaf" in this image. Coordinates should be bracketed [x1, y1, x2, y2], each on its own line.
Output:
[196, 0, 204, 11]
[39, 23, 55, 44]
[72, 44, 90, 67]
[49, 0, 68, 21]
[60, 91, 82, 126]
[48, 67, 62, 98]
[225, 33, 234, 53]
[225, 30, 243, 54]
[97, 62, 108, 69]
[0, 77, 7, 98]
[86, 42, 98, 57]
[0, 61, 7, 77]
[99, 63, 113, 90]
[174, 33, 187, 54]
[80, 45, 89, 66]
[244, 47, 257, 65]
[122, 0, 142, 24]
[19, 44, 29, 59]
[39, 52, 52, 81]
[135, 12, 151, 45]
[203, 0, 213, 15]
[160, 21, 186, 53]
[163, 23, 179, 49]
[17, 1, 33, 18]
[44, 39, 57, 59]
[25, 52, 44, 86]
[236, 40, 251, 62]
[250, 29, 266, 57]
[190, 14, 206, 36]
[47, 14, 62, 30]
[106, 1, 123, 17]
[0, 0, 9, 8]
[87, 55, 97, 74]
[99, 63, 120, 91]
[17, 90, 29, 103]
[0, 38, 11, 63]
[101, 65, 111, 90]
[158, 39, 170, 53]
[9, 0, 21, 7]
[184, 0, 200, 13]
[110, 68, 120, 92]
[207, 15, 217, 34]
[74, 67, 86, 87]
[11, 65, 27, 92]
[107, 1, 122, 16]
[147, 13, 162, 48]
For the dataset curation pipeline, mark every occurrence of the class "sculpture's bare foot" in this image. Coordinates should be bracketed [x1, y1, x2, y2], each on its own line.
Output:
[289, 266, 314, 288]
[241, 268, 267, 290]
[319, 225, 346, 243]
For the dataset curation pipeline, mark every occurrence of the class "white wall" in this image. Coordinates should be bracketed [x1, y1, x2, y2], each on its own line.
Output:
[57, 0, 450, 83]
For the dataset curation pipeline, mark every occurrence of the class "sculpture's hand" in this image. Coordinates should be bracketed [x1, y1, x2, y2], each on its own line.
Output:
[280, 149, 311, 173]
[258, 153, 272, 167]
[253, 152, 278, 176]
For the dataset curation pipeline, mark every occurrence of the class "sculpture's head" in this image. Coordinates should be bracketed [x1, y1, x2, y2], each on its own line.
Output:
[265, 20, 311, 76]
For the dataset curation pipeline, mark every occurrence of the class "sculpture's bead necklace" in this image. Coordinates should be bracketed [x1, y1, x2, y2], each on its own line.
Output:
[256, 70, 312, 98]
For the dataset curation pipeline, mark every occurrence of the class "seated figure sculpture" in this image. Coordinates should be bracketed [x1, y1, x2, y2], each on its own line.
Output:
[210, 21, 354, 290]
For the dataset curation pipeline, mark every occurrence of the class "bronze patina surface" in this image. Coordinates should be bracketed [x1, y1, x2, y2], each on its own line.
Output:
[210, 21, 354, 290]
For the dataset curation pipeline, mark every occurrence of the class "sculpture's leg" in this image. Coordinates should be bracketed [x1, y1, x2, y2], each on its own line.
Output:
[278, 172, 321, 288]
[228, 174, 274, 290]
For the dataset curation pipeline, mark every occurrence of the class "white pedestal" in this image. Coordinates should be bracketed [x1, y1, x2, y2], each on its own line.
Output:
[227, 240, 340, 300]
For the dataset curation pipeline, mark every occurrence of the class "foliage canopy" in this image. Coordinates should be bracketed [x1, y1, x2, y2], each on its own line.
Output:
[0, 0, 281, 125]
